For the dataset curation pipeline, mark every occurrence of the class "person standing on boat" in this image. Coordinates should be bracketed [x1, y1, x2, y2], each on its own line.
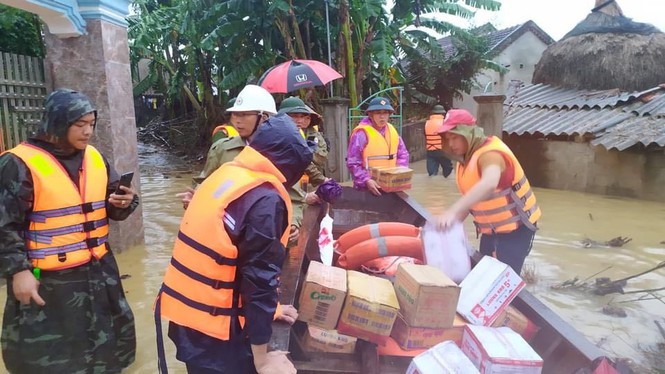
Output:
[277, 96, 328, 197]
[346, 97, 409, 196]
[435, 109, 541, 273]
[0, 88, 138, 373]
[156, 118, 312, 374]
[424, 104, 453, 177]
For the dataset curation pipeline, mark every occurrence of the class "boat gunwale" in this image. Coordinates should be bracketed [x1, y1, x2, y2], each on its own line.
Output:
[270, 187, 605, 372]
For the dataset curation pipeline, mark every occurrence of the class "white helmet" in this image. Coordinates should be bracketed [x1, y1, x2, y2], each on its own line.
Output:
[226, 84, 277, 115]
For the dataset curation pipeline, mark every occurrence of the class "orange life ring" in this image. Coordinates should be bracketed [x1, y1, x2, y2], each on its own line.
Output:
[337, 236, 424, 269]
[334, 222, 420, 254]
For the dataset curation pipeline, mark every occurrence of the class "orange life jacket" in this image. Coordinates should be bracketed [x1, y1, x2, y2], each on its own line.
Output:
[158, 146, 292, 340]
[350, 123, 399, 169]
[212, 124, 239, 138]
[456, 137, 541, 235]
[5, 143, 109, 270]
[424, 114, 444, 151]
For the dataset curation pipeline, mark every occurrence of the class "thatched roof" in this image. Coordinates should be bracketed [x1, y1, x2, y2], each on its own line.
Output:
[533, 1, 665, 91]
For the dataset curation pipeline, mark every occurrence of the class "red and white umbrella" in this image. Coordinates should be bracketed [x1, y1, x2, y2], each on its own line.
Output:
[258, 59, 342, 93]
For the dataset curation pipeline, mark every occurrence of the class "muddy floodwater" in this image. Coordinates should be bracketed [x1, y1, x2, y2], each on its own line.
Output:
[2, 147, 664, 373]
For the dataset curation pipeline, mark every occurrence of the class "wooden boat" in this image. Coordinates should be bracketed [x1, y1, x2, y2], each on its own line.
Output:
[269, 187, 604, 373]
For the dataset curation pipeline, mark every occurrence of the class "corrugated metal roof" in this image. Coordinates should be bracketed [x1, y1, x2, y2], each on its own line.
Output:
[504, 83, 665, 150]
[591, 116, 665, 151]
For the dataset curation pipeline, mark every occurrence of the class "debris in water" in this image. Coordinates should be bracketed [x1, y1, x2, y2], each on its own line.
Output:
[580, 236, 632, 248]
[602, 305, 627, 318]
[553, 261, 665, 297]
[120, 274, 132, 280]
[520, 262, 538, 284]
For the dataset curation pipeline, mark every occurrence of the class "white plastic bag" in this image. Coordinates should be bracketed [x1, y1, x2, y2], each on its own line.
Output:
[318, 214, 335, 266]
[421, 222, 471, 283]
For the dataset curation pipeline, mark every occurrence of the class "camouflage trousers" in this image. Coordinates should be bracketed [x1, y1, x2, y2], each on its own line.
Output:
[1, 251, 136, 374]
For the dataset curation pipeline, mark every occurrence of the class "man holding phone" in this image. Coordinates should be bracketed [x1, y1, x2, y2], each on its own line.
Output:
[0, 89, 138, 373]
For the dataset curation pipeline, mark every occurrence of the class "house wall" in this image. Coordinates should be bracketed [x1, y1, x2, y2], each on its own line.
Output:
[453, 32, 549, 115]
[504, 136, 665, 202]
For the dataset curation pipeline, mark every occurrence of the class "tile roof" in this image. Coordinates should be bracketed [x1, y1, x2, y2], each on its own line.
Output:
[437, 20, 554, 57]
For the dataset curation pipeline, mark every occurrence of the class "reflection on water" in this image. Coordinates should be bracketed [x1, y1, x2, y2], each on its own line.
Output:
[1, 157, 664, 372]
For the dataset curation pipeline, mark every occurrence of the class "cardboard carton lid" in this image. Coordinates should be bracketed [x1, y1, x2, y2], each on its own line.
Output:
[379, 167, 413, 175]
[412, 341, 480, 373]
[307, 261, 347, 292]
[466, 325, 542, 361]
[347, 270, 399, 309]
[399, 264, 458, 287]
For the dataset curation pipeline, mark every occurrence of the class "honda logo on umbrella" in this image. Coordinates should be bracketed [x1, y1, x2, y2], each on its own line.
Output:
[295, 74, 308, 83]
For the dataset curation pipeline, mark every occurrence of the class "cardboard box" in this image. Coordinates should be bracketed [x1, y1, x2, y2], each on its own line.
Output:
[372, 166, 414, 192]
[297, 261, 347, 330]
[337, 270, 400, 345]
[301, 325, 357, 354]
[391, 313, 467, 350]
[406, 341, 480, 374]
[461, 325, 543, 374]
[491, 305, 540, 342]
[457, 256, 525, 326]
[394, 264, 460, 328]
[370, 166, 384, 180]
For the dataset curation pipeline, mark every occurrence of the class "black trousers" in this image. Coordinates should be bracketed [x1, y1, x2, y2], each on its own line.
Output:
[426, 150, 453, 177]
[479, 223, 536, 274]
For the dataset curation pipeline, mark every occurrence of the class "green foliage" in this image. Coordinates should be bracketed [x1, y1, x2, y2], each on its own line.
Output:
[0, 5, 44, 57]
[128, 0, 501, 131]
[402, 27, 505, 107]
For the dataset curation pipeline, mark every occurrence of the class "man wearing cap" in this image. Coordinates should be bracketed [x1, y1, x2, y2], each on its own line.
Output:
[435, 109, 541, 273]
[346, 96, 409, 196]
[278, 96, 328, 193]
[424, 104, 453, 177]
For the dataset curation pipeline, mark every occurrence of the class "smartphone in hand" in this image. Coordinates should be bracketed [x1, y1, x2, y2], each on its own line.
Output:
[114, 172, 134, 195]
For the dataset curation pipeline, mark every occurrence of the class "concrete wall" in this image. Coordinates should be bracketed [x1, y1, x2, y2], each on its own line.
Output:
[402, 120, 426, 162]
[454, 32, 549, 114]
[504, 135, 665, 202]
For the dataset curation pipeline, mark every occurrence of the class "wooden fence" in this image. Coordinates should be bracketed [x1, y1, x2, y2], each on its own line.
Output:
[0, 52, 48, 152]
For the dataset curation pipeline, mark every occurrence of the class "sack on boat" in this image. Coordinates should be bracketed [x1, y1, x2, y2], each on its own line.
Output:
[318, 213, 335, 266]
[421, 222, 471, 283]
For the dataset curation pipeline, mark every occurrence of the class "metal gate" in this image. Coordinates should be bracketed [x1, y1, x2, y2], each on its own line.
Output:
[0, 52, 48, 152]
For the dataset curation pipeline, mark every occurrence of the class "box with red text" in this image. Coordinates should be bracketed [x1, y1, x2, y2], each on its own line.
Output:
[457, 256, 525, 326]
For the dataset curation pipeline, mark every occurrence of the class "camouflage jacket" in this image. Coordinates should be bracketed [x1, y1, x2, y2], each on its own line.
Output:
[303, 127, 328, 189]
[193, 136, 306, 229]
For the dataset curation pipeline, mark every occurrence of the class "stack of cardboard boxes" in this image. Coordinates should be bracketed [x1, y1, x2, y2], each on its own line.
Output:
[297, 261, 356, 353]
[391, 264, 462, 349]
[296, 257, 544, 373]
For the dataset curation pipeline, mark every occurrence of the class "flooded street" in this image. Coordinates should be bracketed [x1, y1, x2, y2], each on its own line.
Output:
[1, 150, 664, 372]
[408, 161, 665, 370]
